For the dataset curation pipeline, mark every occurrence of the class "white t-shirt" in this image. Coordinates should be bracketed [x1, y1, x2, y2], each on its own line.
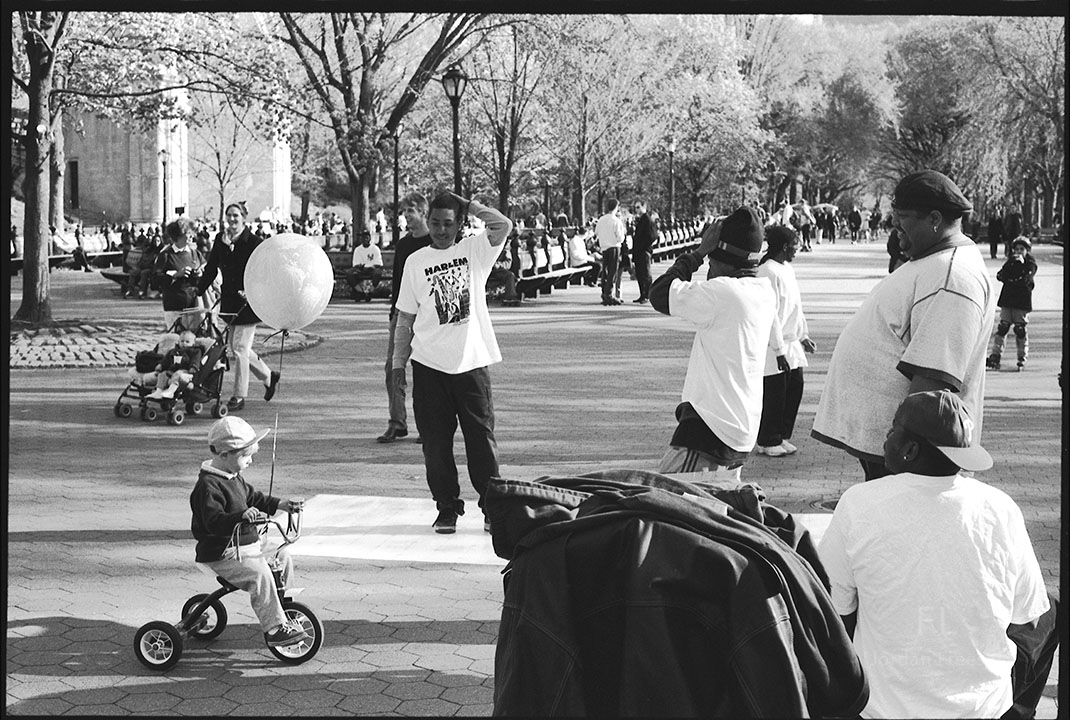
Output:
[813, 243, 994, 459]
[351, 244, 382, 267]
[819, 472, 1049, 719]
[396, 232, 502, 374]
[757, 259, 807, 374]
[567, 235, 594, 265]
[667, 275, 779, 450]
[594, 213, 625, 250]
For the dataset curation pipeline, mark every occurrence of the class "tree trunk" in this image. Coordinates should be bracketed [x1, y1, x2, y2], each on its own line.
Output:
[15, 30, 56, 324]
[49, 109, 65, 231]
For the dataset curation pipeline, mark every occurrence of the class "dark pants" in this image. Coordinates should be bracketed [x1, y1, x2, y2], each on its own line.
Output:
[633, 250, 652, 300]
[601, 246, 622, 301]
[1002, 596, 1060, 719]
[412, 360, 499, 513]
[757, 368, 803, 447]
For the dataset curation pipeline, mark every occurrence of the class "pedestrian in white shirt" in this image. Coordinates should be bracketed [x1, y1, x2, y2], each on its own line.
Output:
[755, 226, 815, 456]
[594, 199, 626, 305]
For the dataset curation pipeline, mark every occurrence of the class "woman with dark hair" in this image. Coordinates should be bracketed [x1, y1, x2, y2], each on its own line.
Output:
[156, 217, 207, 331]
[197, 202, 280, 412]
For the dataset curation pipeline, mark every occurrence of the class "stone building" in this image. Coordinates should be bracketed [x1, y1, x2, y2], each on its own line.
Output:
[62, 108, 290, 228]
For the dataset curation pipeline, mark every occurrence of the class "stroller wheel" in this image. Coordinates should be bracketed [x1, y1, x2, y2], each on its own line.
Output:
[115, 402, 133, 418]
[168, 409, 186, 426]
[142, 406, 159, 422]
[185, 402, 204, 416]
[211, 403, 228, 419]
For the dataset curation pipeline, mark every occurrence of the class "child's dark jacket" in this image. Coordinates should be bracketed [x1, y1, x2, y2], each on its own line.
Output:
[996, 253, 1037, 312]
[190, 465, 279, 562]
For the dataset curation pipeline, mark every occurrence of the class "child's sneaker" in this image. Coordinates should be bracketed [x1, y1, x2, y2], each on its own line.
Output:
[985, 354, 1001, 371]
[265, 622, 309, 647]
[1016, 360, 1026, 371]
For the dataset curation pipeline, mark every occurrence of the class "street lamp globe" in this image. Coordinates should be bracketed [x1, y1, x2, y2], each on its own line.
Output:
[440, 65, 468, 106]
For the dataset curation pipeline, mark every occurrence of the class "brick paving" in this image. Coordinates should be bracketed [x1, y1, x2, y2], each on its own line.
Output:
[6, 241, 1063, 715]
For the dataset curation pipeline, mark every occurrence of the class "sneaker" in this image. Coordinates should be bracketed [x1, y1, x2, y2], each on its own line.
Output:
[433, 508, 458, 534]
[631, 297, 648, 304]
[780, 440, 798, 454]
[146, 389, 165, 399]
[1016, 360, 1025, 372]
[265, 622, 309, 648]
[483, 517, 492, 533]
[986, 354, 1001, 371]
[226, 396, 245, 412]
[757, 444, 789, 457]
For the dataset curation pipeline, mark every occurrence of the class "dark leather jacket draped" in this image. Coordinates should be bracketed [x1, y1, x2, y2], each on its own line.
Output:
[486, 470, 867, 718]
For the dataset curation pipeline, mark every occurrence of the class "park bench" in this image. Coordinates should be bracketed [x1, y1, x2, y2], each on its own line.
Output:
[651, 221, 702, 261]
[9, 249, 123, 276]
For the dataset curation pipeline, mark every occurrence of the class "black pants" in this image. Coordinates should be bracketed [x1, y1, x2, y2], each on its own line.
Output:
[601, 246, 622, 301]
[633, 250, 652, 300]
[757, 368, 803, 447]
[1002, 596, 1060, 719]
[412, 361, 499, 513]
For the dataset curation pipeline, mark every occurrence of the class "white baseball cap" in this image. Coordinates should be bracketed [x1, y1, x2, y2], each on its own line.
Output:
[208, 416, 270, 454]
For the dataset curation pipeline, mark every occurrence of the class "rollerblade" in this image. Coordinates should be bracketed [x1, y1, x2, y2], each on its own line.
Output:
[985, 354, 1001, 371]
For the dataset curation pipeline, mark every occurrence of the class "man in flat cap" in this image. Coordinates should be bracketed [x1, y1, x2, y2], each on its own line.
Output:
[819, 390, 1056, 719]
[650, 207, 784, 481]
[812, 170, 995, 480]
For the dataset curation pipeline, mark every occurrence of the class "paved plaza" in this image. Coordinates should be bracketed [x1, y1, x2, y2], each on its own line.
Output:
[6, 239, 1064, 715]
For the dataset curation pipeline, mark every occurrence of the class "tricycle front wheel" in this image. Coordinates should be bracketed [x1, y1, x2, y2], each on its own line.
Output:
[268, 601, 323, 664]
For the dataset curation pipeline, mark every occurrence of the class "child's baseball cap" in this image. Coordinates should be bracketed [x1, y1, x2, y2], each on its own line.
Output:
[895, 390, 993, 472]
[208, 416, 270, 454]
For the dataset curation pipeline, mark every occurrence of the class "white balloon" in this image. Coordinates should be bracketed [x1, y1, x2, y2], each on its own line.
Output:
[244, 233, 334, 331]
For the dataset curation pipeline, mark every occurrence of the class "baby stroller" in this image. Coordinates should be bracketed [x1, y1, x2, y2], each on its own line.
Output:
[113, 309, 231, 425]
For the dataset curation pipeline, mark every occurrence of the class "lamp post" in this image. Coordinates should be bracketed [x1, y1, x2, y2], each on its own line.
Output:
[667, 136, 676, 224]
[158, 148, 169, 225]
[392, 124, 403, 246]
[440, 65, 468, 195]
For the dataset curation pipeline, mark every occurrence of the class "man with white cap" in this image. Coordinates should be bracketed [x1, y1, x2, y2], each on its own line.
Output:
[190, 417, 308, 647]
[819, 390, 1056, 719]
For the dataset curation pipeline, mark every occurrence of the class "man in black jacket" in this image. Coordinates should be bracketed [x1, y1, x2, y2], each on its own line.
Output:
[629, 200, 658, 303]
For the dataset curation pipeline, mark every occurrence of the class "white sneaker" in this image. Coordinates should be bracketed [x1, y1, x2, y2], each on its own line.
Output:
[757, 444, 788, 457]
[146, 389, 165, 399]
[780, 440, 798, 454]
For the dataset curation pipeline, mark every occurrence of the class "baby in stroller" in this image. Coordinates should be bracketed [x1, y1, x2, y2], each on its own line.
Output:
[116, 315, 231, 423]
[147, 331, 207, 400]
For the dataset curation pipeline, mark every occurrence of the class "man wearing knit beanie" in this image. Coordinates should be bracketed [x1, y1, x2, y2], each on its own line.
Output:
[649, 207, 785, 482]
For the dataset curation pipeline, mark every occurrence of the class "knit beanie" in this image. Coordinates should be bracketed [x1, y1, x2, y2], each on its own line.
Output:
[710, 207, 764, 268]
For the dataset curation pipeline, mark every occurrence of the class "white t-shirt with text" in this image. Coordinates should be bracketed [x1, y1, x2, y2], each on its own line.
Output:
[396, 232, 502, 375]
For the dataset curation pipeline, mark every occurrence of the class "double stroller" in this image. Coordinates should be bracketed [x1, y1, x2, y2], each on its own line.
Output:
[114, 310, 231, 425]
